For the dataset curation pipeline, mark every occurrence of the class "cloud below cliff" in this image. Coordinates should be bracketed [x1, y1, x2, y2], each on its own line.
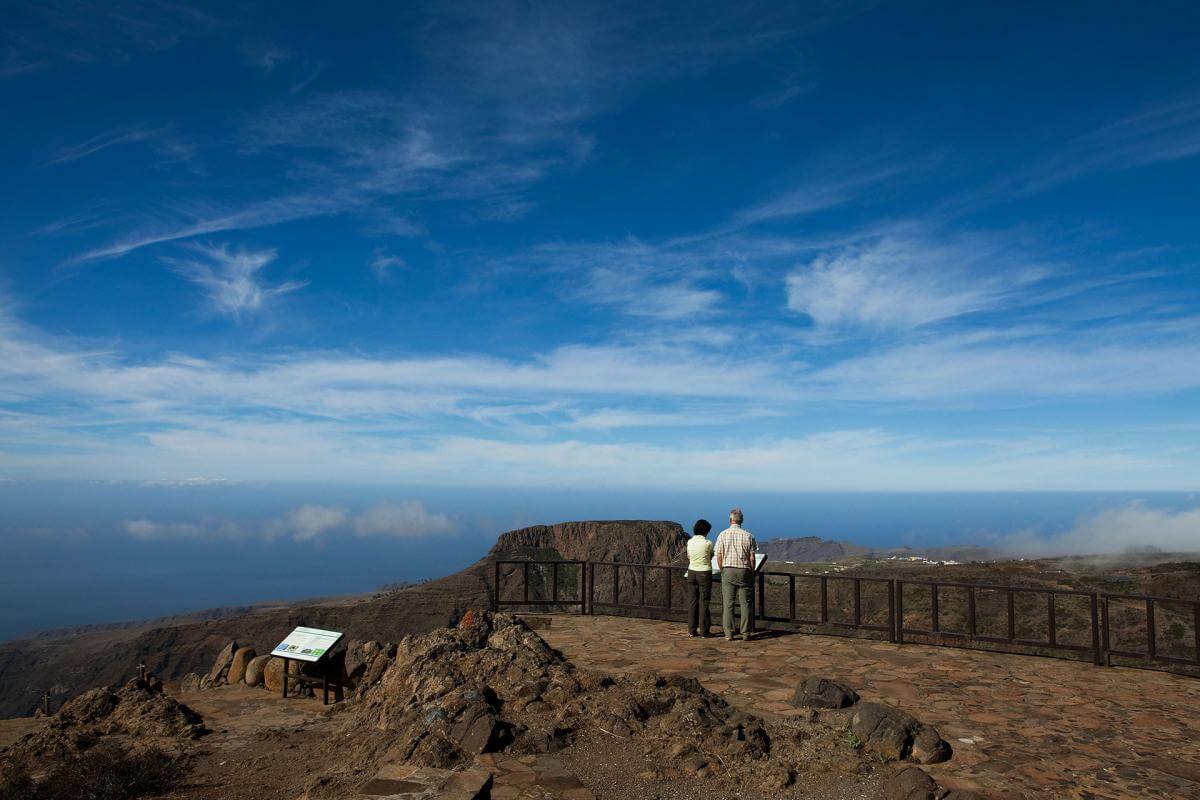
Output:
[998, 501, 1200, 556]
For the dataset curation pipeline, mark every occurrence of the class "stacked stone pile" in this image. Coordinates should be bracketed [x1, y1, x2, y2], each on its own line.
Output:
[179, 637, 397, 697]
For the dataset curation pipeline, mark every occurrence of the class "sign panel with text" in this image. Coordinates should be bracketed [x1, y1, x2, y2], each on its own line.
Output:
[272, 626, 342, 662]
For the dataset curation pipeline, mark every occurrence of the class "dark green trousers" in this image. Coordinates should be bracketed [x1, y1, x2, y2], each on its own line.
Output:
[721, 567, 751, 637]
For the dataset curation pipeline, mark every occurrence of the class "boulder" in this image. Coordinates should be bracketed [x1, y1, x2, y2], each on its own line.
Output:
[883, 765, 939, 800]
[199, 674, 215, 691]
[263, 656, 295, 693]
[911, 724, 952, 764]
[342, 640, 368, 686]
[179, 673, 201, 693]
[227, 647, 257, 684]
[207, 640, 238, 685]
[850, 703, 950, 764]
[244, 654, 272, 687]
[791, 676, 859, 709]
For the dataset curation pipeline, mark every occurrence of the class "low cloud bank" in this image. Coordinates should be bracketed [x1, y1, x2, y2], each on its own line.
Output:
[999, 502, 1200, 557]
[122, 500, 455, 543]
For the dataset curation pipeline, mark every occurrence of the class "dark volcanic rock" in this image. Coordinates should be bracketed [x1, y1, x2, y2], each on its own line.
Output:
[791, 676, 860, 709]
[851, 702, 950, 764]
[883, 765, 939, 800]
[307, 612, 845, 800]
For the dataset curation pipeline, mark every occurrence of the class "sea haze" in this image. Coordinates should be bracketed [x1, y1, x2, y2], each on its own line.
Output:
[1, 481, 1195, 642]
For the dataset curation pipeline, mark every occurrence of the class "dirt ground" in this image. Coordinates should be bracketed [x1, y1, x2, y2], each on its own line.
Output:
[151, 685, 346, 800]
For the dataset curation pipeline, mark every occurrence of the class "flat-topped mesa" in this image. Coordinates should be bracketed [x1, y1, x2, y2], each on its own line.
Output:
[489, 520, 688, 565]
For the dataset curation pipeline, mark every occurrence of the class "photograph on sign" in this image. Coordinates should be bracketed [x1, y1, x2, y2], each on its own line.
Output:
[272, 626, 343, 662]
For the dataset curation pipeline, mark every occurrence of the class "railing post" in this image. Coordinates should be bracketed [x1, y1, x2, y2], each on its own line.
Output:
[931, 584, 940, 633]
[1006, 588, 1015, 641]
[523, 561, 530, 605]
[819, 576, 828, 624]
[895, 580, 904, 644]
[552, 561, 559, 604]
[493, 561, 501, 612]
[757, 571, 765, 619]
[788, 575, 796, 621]
[612, 559, 619, 606]
[1146, 598, 1156, 663]
[1194, 601, 1200, 666]
[1047, 593, 1057, 646]
[588, 562, 595, 615]
[853, 578, 862, 627]
[640, 565, 647, 607]
[1090, 593, 1101, 666]
[968, 586, 977, 640]
[1101, 596, 1111, 666]
[887, 579, 896, 643]
[666, 566, 672, 611]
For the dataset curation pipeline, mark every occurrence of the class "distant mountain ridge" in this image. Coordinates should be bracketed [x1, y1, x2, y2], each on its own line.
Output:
[759, 535, 996, 563]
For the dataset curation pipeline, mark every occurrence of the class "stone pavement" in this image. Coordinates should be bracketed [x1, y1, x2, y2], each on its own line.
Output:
[535, 613, 1200, 800]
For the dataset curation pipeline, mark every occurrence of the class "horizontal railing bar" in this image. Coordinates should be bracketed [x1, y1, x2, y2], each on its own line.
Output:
[1102, 592, 1200, 605]
[895, 578, 1094, 597]
[497, 600, 584, 606]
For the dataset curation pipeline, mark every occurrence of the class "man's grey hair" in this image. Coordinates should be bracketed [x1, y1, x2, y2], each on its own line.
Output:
[730, 507, 744, 524]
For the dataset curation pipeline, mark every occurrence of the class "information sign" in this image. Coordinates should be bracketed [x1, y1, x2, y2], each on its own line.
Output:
[272, 626, 342, 663]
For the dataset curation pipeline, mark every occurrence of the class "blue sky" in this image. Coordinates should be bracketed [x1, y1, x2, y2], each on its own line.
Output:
[3, 2, 1200, 499]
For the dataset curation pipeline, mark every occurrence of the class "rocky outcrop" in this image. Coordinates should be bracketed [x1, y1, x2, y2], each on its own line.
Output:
[791, 676, 860, 709]
[851, 702, 951, 764]
[302, 612, 869, 799]
[489, 520, 688, 564]
[227, 646, 257, 684]
[179, 673, 201, 693]
[3, 676, 206, 765]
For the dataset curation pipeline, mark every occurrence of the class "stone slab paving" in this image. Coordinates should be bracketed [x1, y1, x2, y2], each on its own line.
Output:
[536, 614, 1200, 800]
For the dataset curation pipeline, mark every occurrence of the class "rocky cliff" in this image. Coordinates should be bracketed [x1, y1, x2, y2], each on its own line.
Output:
[489, 520, 688, 564]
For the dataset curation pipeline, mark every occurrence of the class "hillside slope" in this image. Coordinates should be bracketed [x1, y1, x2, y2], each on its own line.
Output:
[0, 520, 681, 718]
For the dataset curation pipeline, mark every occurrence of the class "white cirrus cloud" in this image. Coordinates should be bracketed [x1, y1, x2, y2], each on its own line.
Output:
[164, 242, 307, 319]
[785, 234, 1049, 332]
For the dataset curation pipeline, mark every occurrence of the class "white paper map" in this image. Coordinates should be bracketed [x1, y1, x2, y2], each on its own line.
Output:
[272, 626, 342, 662]
[698, 553, 768, 576]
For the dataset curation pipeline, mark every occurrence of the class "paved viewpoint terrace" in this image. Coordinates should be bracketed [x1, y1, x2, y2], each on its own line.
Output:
[535, 614, 1200, 799]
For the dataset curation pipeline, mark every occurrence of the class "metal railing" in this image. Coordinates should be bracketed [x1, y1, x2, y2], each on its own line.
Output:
[490, 559, 1200, 676]
[896, 579, 1102, 664]
[493, 559, 587, 612]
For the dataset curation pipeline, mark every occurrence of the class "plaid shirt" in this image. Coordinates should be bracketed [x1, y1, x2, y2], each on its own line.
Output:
[714, 524, 756, 570]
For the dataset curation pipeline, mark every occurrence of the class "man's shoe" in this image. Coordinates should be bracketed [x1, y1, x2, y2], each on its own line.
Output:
[688, 631, 698, 637]
[725, 636, 734, 641]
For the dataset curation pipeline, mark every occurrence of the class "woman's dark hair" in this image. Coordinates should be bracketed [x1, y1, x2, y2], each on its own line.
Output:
[692, 519, 712, 536]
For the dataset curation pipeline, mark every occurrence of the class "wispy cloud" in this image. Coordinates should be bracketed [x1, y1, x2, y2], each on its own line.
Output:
[785, 233, 1050, 332]
[3, 0, 221, 71]
[46, 125, 164, 165]
[123, 500, 455, 543]
[369, 248, 406, 281]
[163, 243, 306, 319]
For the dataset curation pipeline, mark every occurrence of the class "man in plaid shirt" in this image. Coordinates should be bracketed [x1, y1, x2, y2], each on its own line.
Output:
[714, 507, 757, 641]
